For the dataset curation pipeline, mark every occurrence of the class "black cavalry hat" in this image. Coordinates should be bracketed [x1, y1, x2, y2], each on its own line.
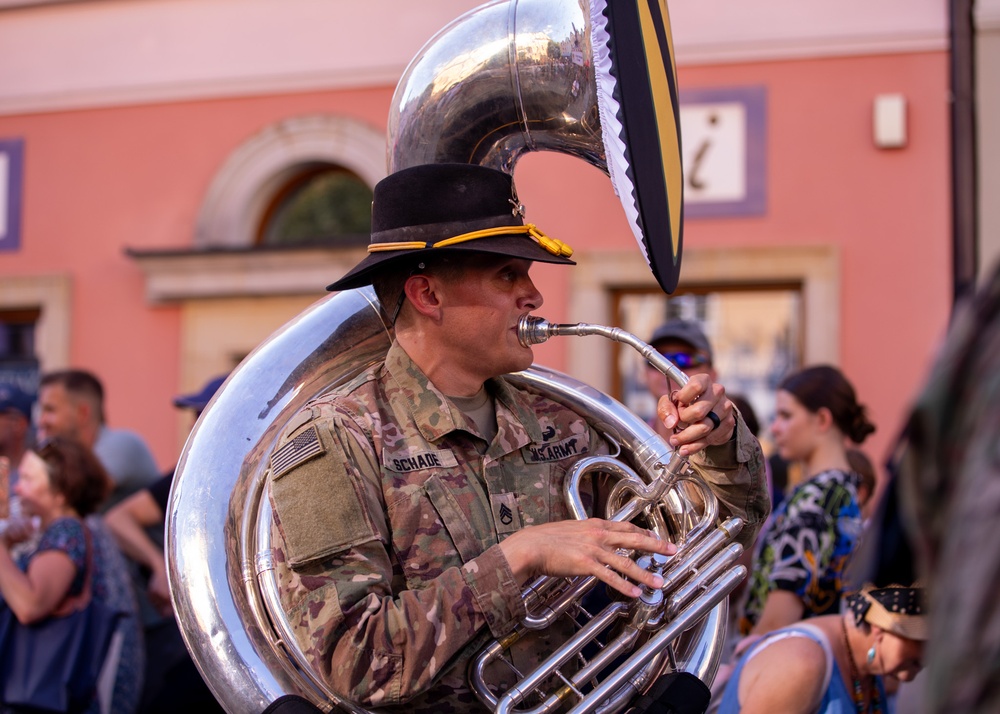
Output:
[326, 163, 575, 291]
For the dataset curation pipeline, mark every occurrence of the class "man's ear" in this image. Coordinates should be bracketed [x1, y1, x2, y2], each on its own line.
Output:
[403, 274, 444, 322]
[73, 396, 93, 425]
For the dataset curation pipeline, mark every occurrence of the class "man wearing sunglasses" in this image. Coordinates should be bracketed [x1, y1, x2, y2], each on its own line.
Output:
[645, 319, 718, 441]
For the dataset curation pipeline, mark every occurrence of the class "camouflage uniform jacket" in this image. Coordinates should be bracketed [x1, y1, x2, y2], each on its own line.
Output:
[268, 341, 769, 712]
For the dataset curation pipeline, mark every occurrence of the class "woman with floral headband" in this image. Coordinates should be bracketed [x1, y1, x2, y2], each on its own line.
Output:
[715, 584, 926, 714]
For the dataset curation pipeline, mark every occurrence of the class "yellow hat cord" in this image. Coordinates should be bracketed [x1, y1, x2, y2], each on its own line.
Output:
[367, 224, 573, 258]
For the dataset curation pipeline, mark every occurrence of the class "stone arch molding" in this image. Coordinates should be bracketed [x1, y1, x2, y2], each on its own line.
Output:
[196, 115, 386, 248]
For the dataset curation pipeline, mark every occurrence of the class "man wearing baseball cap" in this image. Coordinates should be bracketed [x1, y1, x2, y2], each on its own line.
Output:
[267, 163, 768, 711]
[644, 319, 719, 441]
[650, 318, 714, 362]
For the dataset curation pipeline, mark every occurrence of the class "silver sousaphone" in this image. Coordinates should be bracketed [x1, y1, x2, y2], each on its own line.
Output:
[167, 1, 746, 712]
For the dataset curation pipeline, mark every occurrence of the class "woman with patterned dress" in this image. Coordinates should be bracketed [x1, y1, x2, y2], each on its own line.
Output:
[0, 437, 143, 713]
[740, 365, 875, 641]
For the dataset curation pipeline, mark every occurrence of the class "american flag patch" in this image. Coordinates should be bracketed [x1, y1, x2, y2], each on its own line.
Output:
[270, 425, 325, 479]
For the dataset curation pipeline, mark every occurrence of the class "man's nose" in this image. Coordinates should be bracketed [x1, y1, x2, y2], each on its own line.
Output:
[519, 278, 543, 311]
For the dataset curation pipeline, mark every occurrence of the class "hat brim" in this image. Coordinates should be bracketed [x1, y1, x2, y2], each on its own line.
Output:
[173, 396, 208, 409]
[0, 405, 31, 420]
[327, 233, 575, 292]
[172, 376, 227, 410]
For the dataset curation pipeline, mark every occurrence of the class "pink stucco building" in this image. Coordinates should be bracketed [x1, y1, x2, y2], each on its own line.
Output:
[1, 0, 993, 501]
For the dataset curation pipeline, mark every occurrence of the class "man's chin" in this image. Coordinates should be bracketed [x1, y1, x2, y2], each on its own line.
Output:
[497, 355, 534, 376]
[514, 348, 535, 372]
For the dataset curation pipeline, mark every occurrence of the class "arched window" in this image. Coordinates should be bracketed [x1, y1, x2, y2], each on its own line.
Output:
[195, 114, 385, 249]
[130, 114, 386, 301]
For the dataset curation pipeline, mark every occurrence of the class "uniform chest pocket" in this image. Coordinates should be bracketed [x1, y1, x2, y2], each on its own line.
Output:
[386, 472, 491, 587]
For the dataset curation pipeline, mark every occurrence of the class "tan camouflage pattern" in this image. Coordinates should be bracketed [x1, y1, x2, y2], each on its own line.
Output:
[688, 414, 769, 553]
[898, 263, 1000, 714]
[268, 341, 768, 712]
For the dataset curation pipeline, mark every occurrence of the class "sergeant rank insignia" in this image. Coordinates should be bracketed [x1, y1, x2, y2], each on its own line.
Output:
[491, 492, 522, 535]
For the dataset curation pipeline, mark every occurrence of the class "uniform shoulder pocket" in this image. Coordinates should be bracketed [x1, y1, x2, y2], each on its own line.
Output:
[269, 422, 379, 568]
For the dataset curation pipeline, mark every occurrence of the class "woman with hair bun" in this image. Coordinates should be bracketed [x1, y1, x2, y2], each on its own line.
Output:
[741, 365, 876, 640]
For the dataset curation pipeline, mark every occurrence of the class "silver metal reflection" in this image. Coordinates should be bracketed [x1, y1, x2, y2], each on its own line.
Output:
[465, 319, 746, 714]
[388, 0, 604, 174]
[167, 0, 726, 710]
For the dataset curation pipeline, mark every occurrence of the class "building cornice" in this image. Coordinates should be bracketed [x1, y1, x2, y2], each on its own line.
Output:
[0, 0, 949, 117]
[126, 246, 365, 304]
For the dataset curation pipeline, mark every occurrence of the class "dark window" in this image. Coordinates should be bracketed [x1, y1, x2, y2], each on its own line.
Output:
[0, 307, 40, 397]
[258, 165, 372, 247]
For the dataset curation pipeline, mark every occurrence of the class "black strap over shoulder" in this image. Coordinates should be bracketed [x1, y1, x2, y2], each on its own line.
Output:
[260, 694, 326, 714]
[625, 672, 711, 714]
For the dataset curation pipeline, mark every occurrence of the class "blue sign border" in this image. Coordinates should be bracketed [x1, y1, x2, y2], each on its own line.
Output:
[1, 138, 24, 253]
[680, 86, 767, 219]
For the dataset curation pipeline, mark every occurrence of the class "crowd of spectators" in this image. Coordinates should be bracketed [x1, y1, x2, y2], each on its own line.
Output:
[0, 313, 935, 714]
[640, 319, 925, 713]
[0, 370, 225, 713]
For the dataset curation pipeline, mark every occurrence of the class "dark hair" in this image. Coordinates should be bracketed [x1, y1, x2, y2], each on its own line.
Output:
[40, 369, 106, 424]
[778, 365, 875, 444]
[846, 447, 877, 506]
[35, 436, 112, 516]
[372, 252, 488, 323]
[372, 264, 412, 319]
[729, 394, 760, 437]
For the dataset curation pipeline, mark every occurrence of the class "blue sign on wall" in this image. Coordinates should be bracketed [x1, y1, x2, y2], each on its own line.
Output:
[1, 138, 24, 253]
[679, 87, 767, 219]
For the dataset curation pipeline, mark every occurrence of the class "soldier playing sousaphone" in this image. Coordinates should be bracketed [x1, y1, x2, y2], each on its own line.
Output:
[266, 163, 769, 713]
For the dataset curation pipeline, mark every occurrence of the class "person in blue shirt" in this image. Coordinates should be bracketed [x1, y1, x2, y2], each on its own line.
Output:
[36, 370, 159, 511]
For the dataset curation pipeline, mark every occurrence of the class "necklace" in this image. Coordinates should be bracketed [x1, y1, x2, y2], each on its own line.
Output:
[840, 616, 883, 714]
